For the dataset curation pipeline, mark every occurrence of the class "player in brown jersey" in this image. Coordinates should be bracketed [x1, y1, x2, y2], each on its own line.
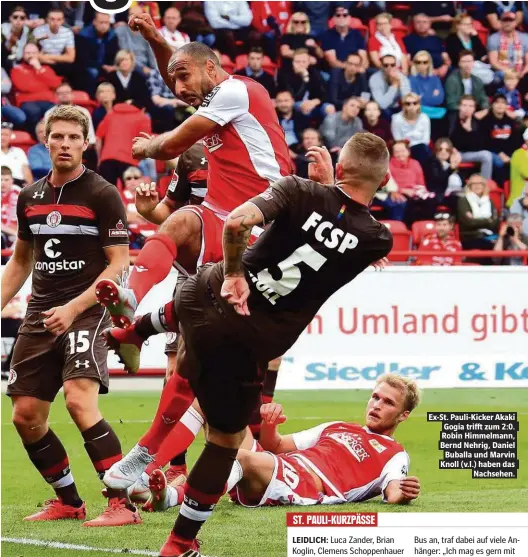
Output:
[0, 106, 140, 527]
[104, 132, 394, 556]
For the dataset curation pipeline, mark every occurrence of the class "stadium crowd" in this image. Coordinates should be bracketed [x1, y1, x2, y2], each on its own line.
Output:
[1, 0, 528, 270]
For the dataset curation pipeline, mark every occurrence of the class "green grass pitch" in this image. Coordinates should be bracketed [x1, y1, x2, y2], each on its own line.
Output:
[2, 388, 527, 557]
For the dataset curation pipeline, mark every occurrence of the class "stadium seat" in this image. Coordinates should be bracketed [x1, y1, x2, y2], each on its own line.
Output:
[10, 130, 35, 153]
[72, 90, 97, 113]
[368, 17, 406, 37]
[411, 220, 435, 247]
[158, 174, 172, 198]
[327, 17, 368, 38]
[220, 54, 235, 74]
[381, 220, 411, 262]
[503, 180, 511, 201]
[488, 189, 504, 216]
[472, 19, 489, 47]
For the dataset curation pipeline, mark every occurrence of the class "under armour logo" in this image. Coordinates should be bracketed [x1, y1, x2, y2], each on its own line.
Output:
[161, 415, 176, 425]
[201, 157, 207, 165]
[135, 266, 148, 273]
[33, 192, 45, 199]
[75, 360, 90, 369]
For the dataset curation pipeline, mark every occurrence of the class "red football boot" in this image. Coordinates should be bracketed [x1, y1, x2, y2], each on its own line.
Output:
[83, 497, 142, 527]
[159, 532, 201, 556]
[24, 499, 86, 521]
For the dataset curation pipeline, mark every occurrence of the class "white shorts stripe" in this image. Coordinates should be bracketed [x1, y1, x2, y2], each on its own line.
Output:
[90, 310, 106, 382]
[179, 502, 213, 522]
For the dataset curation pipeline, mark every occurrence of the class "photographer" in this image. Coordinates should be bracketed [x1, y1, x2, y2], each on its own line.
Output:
[493, 213, 528, 265]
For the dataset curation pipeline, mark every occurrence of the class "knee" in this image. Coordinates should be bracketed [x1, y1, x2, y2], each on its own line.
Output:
[65, 394, 91, 421]
[208, 427, 246, 448]
[12, 400, 47, 431]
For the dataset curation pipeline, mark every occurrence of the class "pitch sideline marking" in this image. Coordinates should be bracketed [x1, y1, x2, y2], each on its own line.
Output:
[1, 537, 158, 556]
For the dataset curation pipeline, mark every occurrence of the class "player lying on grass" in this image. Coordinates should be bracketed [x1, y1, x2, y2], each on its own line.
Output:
[135, 372, 421, 511]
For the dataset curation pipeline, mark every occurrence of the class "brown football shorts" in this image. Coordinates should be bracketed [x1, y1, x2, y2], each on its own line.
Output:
[6, 306, 111, 402]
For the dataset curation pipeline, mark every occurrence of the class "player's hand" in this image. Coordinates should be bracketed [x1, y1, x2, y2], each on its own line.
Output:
[129, 12, 158, 41]
[260, 403, 287, 426]
[370, 257, 389, 271]
[135, 181, 159, 215]
[400, 476, 420, 501]
[42, 304, 77, 336]
[307, 146, 334, 184]
[132, 132, 153, 160]
[221, 276, 251, 316]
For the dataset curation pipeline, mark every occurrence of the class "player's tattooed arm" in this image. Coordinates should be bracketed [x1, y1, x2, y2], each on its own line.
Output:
[223, 202, 264, 276]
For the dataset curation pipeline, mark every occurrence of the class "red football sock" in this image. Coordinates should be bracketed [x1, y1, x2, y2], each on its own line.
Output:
[128, 233, 177, 304]
[145, 406, 204, 474]
[139, 373, 194, 454]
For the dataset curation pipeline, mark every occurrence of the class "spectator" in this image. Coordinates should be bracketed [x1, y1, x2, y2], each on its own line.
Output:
[450, 95, 493, 180]
[93, 82, 116, 132]
[277, 49, 334, 120]
[498, 69, 524, 117]
[203, 1, 253, 61]
[10, 42, 61, 133]
[120, 166, 148, 225]
[508, 128, 528, 206]
[485, 1, 523, 31]
[0, 123, 33, 185]
[251, 0, 292, 61]
[480, 93, 522, 184]
[386, 140, 436, 225]
[457, 174, 499, 259]
[409, 51, 446, 121]
[1, 5, 32, 67]
[424, 138, 464, 205]
[96, 100, 152, 187]
[115, 5, 158, 75]
[1, 166, 21, 247]
[446, 13, 487, 67]
[1, 67, 26, 128]
[416, 212, 463, 266]
[368, 12, 409, 74]
[32, 7, 76, 78]
[52, 1, 86, 31]
[391, 92, 432, 165]
[328, 52, 369, 111]
[159, 7, 190, 49]
[27, 119, 52, 179]
[404, 13, 451, 78]
[320, 6, 368, 71]
[279, 12, 323, 68]
[174, 2, 215, 47]
[488, 11, 528, 79]
[295, 2, 333, 37]
[362, 100, 393, 143]
[235, 47, 277, 98]
[321, 97, 363, 155]
[292, 127, 322, 178]
[368, 53, 411, 116]
[275, 90, 310, 150]
[445, 50, 489, 122]
[148, 68, 190, 132]
[410, 2, 456, 31]
[509, 185, 528, 236]
[107, 49, 153, 111]
[494, 212, 528, 264]
[76, 12, 119, 96]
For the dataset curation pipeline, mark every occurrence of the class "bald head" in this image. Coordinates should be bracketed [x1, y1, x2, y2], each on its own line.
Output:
[338, 132, 389, 195]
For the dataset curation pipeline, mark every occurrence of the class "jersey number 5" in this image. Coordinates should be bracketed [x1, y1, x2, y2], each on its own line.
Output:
[68, 331, 90, 354]
[255, 244, 326, 297]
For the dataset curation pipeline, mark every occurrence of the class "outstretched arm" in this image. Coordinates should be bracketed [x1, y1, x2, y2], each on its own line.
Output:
[129, 13, 175, 90]
[132, 114, 218, 160]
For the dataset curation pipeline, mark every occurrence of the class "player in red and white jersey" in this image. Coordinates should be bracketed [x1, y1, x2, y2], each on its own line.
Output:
[416, 212, 462, 266]
[144, 373, 421, 512]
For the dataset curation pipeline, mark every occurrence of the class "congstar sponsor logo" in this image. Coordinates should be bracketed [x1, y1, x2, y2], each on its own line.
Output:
[37, 238, 86, 274]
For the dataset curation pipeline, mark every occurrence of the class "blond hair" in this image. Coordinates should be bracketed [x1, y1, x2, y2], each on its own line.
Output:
[504, 69, 519, 81]
[464, 173, 489, 195]
[402, 92, 422, 116]
[339, 132, 389, 187]
[376, 373, 421, 413]
[375, 12, 393, 24]
[287, 12, 311, 34]
[451, 12, 472, 34]
[45, 105, 89, 140]
[411, 50, 433, 76]
[96, 81, 116, 95]
[115, 48, 135, 67]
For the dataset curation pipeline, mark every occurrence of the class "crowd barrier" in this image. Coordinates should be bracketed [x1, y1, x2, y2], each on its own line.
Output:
[2, 263, 527, 389]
